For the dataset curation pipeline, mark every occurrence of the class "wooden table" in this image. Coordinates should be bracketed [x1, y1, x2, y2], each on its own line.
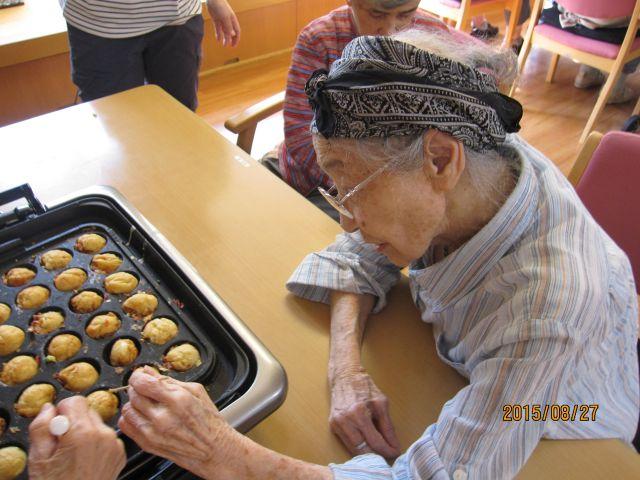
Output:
[0, 86, 638, 479]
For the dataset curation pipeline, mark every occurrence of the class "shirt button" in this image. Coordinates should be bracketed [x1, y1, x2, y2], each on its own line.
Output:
[453, 469, 468, 480]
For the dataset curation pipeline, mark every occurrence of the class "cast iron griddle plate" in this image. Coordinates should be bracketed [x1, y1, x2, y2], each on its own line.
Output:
[0, 195, 253, 479]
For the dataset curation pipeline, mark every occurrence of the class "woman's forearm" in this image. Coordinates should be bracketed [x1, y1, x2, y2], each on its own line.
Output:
[327, 291, 375, 385]
[202, 433, 332, 480]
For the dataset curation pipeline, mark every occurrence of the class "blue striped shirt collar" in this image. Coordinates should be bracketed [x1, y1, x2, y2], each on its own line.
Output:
[409, 147, 538, 313]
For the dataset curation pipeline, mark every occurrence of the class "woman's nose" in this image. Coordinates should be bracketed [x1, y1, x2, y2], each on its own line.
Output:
[378, 19, 400, 36]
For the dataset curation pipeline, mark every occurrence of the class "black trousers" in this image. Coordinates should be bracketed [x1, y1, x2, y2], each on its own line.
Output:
[66, 15, 204, 111]
[540, 2, 639, 45]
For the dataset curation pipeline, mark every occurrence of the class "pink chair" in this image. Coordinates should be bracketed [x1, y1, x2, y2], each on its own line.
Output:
[419, 0, 523, 46]
[569, 131, 640, 293]
[510, 0, 640, 144]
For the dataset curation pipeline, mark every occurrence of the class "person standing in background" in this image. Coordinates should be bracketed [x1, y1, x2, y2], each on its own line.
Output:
[59, 0, 241, 110]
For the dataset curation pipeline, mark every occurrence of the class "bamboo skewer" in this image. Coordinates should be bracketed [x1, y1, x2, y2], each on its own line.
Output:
[108, 385, 129, 393]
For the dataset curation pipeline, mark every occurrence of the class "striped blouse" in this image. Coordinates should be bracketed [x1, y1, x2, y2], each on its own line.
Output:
[58, 0, 201, 38]
[277, 6, 448, 196]
[286, 135, 639, 479]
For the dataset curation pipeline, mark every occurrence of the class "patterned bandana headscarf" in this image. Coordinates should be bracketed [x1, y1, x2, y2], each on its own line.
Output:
[305, 36, 523, 151]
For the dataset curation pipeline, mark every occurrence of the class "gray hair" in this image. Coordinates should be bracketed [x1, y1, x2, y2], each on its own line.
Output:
[393, 29, 517, 91]
[313, 30, 518, 205]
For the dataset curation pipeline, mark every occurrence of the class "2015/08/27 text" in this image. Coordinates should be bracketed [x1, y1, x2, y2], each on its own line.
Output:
[503, 404, 598, 422]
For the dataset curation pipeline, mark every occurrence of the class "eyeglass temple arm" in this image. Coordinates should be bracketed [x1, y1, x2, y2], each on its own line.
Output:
[340, 164, 387, 204]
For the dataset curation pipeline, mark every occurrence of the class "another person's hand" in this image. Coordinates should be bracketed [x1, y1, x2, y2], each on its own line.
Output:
[118, 367, 243, 479]
[330, 370, 401, 458]
[206, 0, 241, 47]
[28, 396, 126, 480]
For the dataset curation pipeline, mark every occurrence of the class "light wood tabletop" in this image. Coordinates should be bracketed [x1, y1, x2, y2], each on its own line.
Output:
[0, 86, 638, 479]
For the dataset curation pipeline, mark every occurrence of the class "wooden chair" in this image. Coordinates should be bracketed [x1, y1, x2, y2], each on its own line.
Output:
[419, 0, 523, 46]
[510, 0, 640, 144]
[224, 91, 285, 154]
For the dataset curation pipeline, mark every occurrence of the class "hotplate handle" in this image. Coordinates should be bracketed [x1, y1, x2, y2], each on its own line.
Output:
[0, 183, 46, 228]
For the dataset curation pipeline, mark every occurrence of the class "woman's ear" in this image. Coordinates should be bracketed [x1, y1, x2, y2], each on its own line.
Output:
[421, 129, 466, 193]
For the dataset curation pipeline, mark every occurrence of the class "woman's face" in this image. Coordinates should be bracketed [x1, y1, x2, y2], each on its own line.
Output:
[347, 0, 421, 36]
[317, 140, 448, 267]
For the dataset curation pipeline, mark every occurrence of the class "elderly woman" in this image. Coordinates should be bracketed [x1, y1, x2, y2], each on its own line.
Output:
[25, 31, 638, 480]
[283, 32, 640, 478]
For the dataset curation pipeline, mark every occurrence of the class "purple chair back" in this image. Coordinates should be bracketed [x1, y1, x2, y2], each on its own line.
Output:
[557, 0, 637, 19]
[576, 131, 640, 294]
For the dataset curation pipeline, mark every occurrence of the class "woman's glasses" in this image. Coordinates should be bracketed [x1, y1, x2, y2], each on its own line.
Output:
[317, 163, 388, 219]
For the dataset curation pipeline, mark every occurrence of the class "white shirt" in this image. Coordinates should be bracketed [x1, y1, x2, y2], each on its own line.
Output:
[59, 0, 202, 38]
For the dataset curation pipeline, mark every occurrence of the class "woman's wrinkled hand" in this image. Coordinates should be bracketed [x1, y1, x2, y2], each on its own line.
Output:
[329, 370, 401, 458]
[206, 0, 241, 47]
[28, 396, 126, 480]
[118, 367, 241, 479]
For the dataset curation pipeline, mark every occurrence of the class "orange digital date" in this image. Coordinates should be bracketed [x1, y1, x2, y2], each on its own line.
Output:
[502, 404, 598, 422]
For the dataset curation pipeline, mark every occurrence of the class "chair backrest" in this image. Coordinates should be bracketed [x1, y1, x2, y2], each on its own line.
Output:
[575, 131, 640, 294]
[557, 0, 637, 19]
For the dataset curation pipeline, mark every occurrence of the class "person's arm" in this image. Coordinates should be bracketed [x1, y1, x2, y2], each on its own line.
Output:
[120, 368, 331, 480]
[280, 30, 332, 194]
[327, 291, 400, 458]
[206, 0, 240, 47]
[329, 318, 586, 479]
[328, 291, 374, 383]
[287, 232, 403, 457]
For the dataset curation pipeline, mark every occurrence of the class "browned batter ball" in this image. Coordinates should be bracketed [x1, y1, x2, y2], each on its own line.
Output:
[70, 291, 103, 314]
[30, 310, 64, 334]
[0, 446, 26, 480]
[163, 344, 201, 372]
[122, 293, 158, 318]
[15, 383, 56, 418]
[47, 334, 82, 362]
[104, 272, 138, 294]
[16, 285, 50, 309]
[85, 312, 121, 339]
[109, 339, 139, 367]
[75, 233, 107, 253]
[40, 249, 73, 270]
[54, 268, 87, 291]
[55, 362, 99, 392]
[86, 390, 119, 422]
[142, 318, 178, 345]
[1, 355, 38, 386]
[2, 267, 36, 287]
[90, 253, 122, 274]
[0, 304, 9, 324]
[0, 326, 25, 356]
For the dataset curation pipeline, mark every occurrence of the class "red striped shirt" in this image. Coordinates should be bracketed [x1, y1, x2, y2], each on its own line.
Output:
[278, 6, 448, 196]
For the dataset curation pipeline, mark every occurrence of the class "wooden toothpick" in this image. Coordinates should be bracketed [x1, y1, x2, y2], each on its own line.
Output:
[108, 386, 129, 393]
